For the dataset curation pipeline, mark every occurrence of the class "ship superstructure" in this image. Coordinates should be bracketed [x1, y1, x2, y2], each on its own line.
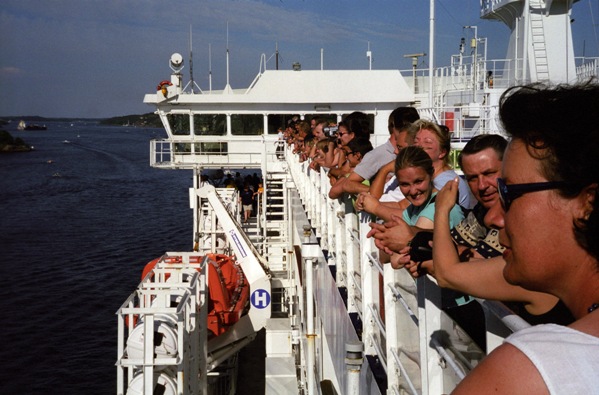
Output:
[117, 1, 598, 394]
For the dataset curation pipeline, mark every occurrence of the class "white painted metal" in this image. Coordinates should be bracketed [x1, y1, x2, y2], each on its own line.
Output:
[120, 1, 599, 393]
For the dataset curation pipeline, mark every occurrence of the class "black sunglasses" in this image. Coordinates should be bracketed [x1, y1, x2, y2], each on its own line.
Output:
[497, 178, 568, 211]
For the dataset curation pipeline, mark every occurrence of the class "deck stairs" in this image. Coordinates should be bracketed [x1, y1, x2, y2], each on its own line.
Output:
[266, 170, 293, 317]
[529, 0, 550, 81]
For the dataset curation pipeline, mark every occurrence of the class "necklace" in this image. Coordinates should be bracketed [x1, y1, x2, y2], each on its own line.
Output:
[588, 303, 599, 314]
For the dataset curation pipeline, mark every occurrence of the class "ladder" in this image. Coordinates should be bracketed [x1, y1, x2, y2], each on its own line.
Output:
[529, 0, 550, 81]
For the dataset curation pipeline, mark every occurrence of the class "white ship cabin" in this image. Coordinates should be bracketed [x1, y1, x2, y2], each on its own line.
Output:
[144, 68, 422, 170]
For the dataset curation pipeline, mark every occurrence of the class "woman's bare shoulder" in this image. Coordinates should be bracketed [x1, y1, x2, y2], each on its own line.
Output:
[452, 343, 549, 395]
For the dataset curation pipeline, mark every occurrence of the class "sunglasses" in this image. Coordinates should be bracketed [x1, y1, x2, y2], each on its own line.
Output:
[497, 178, 568, 211]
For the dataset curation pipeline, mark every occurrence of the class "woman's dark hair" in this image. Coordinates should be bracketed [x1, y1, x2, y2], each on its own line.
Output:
[499, 81, 599, 259]
[346, 137, 373, 157]
[395, 146, 434, 177]
[341, 111, 371, 139]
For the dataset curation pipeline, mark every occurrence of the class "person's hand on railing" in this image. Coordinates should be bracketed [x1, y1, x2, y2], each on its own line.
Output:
[405, 259, 434, 278]
[389, 250, 411, 269]
[367, 215, 416, 254]
[355, 192, 377, 213]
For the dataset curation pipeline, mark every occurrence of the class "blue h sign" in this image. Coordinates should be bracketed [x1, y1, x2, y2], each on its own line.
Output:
[251, 289, 271, 309]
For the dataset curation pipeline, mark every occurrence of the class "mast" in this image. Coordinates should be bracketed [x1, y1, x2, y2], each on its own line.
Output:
[429, 0, 434, 106]
[225, 22, 231, 93]
[189, 25, 195, 93]
[209, 43, 212, 93]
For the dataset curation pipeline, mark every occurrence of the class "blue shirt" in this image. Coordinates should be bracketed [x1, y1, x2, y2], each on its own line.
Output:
[402, 192, 464, 228]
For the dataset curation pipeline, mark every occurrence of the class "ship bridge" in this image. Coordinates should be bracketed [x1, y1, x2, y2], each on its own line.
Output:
[145, 67, 416, 170]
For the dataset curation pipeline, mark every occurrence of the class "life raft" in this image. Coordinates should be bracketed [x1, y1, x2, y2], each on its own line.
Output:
[139, 253, 249, 337]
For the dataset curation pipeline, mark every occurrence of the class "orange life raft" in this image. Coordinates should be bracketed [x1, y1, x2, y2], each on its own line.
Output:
[140, 254, 249, 337]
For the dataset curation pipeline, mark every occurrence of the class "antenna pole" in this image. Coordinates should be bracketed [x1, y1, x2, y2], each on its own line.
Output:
[225, 22, 231, 92]
[321, 48, 324, 70]
[276, 42, 279, 70]
[209, 43, 212, 93]
[428, 0, 435, 107]
[189, 25, 195, 93]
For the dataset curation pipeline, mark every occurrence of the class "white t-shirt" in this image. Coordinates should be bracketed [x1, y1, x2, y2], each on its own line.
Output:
[505, 324, 599, 394]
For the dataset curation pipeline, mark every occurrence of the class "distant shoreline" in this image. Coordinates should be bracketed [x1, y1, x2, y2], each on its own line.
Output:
[0, 113, 162, 128]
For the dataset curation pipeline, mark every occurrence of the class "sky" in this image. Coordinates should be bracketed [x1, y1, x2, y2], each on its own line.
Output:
[1, 0, 598, 118]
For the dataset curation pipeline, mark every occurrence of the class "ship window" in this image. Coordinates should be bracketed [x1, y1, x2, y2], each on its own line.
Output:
[193, 114, 226, 136]
[267, 114, 300, 134]
[194, 142, 228, 155]
[304, 114, 338, 127]
[167, 114, 191, 136]
[230, 114, 263, 135]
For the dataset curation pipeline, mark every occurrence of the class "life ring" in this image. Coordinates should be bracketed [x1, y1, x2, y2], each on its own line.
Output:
[156, 80, 173, 90]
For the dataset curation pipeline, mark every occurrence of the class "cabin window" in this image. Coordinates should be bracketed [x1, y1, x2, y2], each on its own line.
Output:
[167, 114, 191, 136]
[268, 114, 298, 134]
[193, 142, 228, 155]
[230, 114, 263, 135]
[193, 114, 226, 136]
[304, 114, 338, 127]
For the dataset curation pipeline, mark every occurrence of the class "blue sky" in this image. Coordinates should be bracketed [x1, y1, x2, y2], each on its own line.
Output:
[1, 0, 598, 118]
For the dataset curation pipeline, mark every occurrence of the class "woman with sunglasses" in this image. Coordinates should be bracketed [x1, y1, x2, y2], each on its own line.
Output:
[452, 83, 599, 394]
[410, 178, 574, 327]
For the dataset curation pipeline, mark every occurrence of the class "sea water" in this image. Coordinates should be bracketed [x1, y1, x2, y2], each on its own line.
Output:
[0, 121, 192, 394]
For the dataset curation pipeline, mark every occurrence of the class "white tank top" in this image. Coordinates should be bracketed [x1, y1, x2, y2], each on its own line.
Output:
[505, 324, 599, 394]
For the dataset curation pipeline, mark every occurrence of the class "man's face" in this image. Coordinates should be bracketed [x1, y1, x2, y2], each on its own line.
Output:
[392, 130, 410, 154]
[461, 147, 502, 209]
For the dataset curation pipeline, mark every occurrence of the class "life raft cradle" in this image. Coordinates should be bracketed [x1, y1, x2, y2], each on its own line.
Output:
[116, 184, 271, 394]
[140, 252, 250, 337]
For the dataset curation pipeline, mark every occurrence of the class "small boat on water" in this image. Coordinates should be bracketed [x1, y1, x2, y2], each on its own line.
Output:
[18, 120, 47, 131]
[116, 1, 599, 394]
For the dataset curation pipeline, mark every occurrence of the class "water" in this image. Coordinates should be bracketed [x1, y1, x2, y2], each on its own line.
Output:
[0, 122, 192, 394]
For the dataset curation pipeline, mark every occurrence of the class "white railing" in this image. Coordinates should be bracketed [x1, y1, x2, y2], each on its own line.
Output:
[150, 137, 281, 169]
[285, 145, 527, 394]
[576, 58, 599, 81]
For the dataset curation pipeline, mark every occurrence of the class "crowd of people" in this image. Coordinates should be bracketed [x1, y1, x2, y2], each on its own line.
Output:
[200, 171, 264, 223]
[281, 81, 599, 393]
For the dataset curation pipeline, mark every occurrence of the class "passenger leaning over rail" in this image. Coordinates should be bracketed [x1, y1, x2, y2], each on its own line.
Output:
[326, 111, 371, 181]
[413, 119, 474, 209]
[406, 134, 573, 327]
[328, 107, 419, 199]
[451, 82, 599, 394]
[367, 120, 474, 252]
[382, 146, 464, 267]
[329, 138, 374, 200]
[415, 179, 574, 326]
